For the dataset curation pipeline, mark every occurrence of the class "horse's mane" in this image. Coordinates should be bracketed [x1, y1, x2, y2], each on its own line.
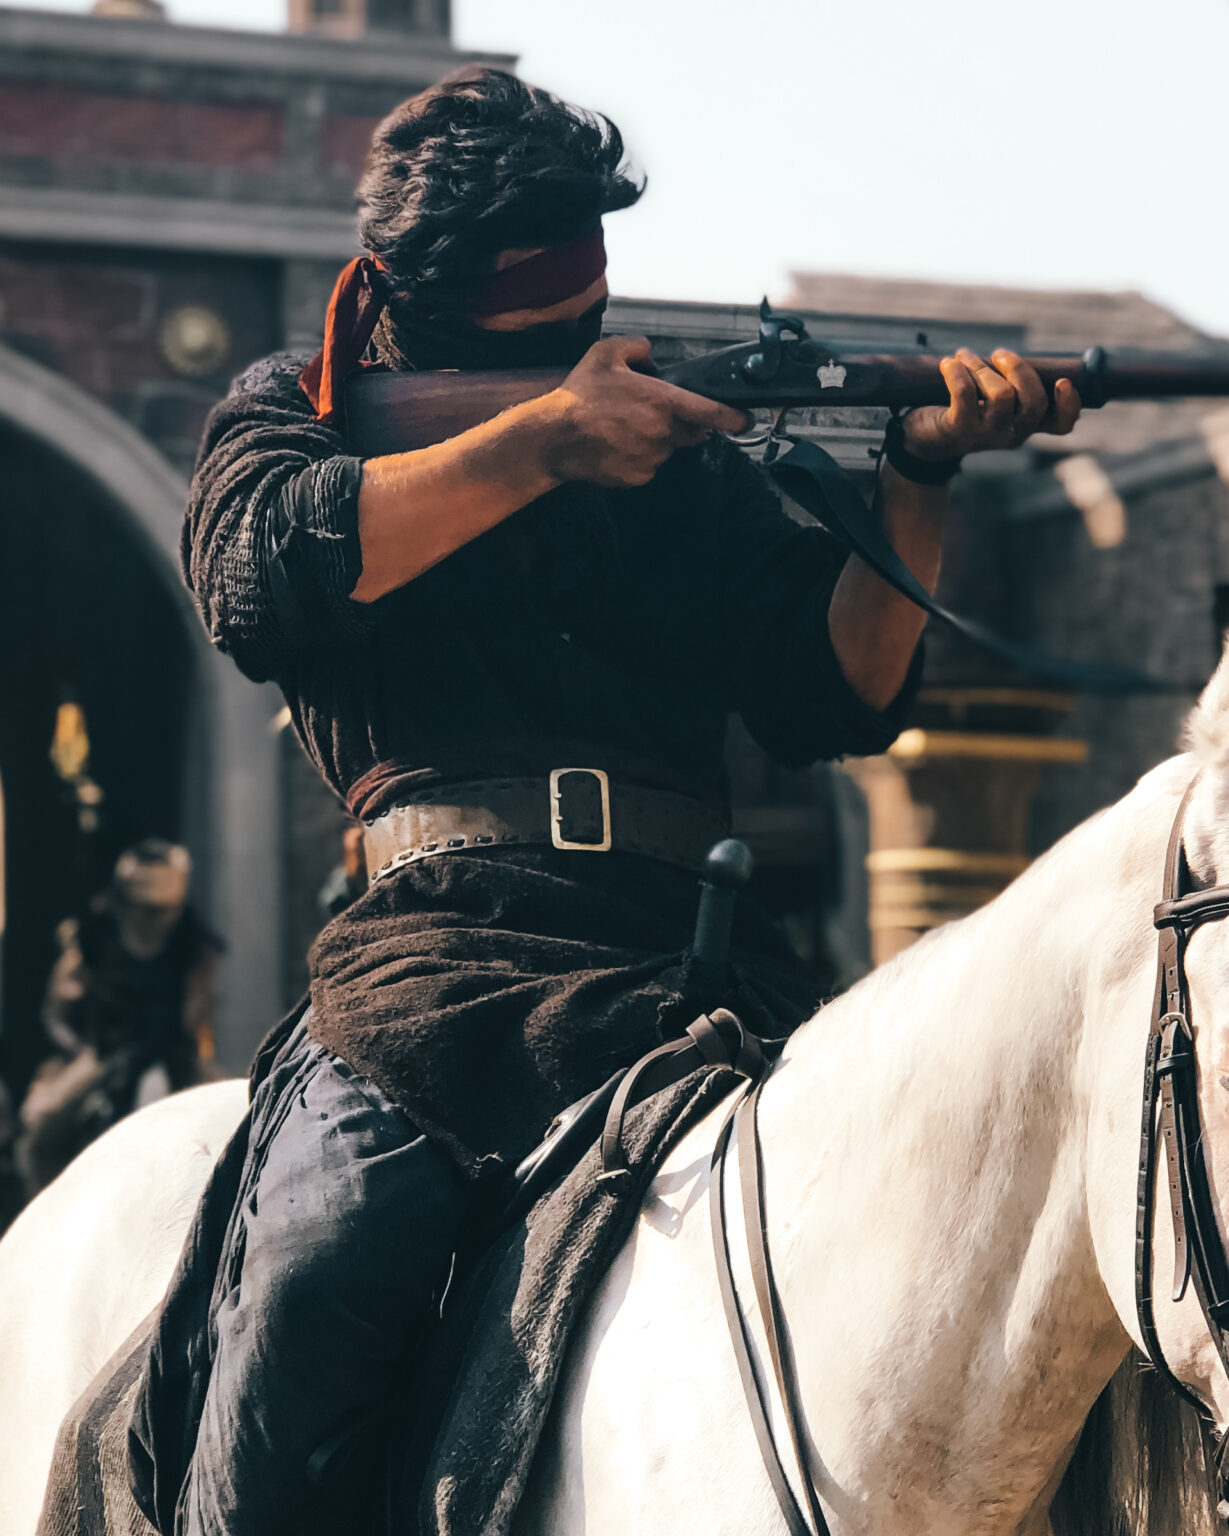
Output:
[1051, 1353, 1219, 1535]
[1186, 644, 1229, 771]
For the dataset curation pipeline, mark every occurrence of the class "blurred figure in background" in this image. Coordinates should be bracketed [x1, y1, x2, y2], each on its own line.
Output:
[16, 839, 222, 1197]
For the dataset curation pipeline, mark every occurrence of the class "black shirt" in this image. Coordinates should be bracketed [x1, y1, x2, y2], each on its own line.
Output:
[183, 351, 917, 810]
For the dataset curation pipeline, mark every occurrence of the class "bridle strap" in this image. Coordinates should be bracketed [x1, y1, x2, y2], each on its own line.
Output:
[710, 1079, 832, 1535]
[1135, 772, 1229, 1501]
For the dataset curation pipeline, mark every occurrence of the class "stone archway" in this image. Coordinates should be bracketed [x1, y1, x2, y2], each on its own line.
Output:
[0, 341, 281, 1076]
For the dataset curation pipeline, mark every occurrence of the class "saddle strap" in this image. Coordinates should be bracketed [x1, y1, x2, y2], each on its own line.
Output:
[710, 1080, 832, 1536]
[599, 1008, 762, 1189]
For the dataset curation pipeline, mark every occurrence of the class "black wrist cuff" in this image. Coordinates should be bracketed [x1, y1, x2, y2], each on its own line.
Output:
[882, 414, 963, 487]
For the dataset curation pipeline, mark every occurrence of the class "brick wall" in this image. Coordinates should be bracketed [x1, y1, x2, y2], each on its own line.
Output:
[0, 241, 280, 469]
[317, 112, 384, 181]
[0, 81, 285, 170]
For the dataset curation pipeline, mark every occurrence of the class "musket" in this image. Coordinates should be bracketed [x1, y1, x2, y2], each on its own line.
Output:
[343, 299, 1229, 457]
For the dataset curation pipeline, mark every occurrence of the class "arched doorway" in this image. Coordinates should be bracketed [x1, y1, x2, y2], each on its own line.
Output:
[0, 416, 199, 1095]
[0, 341, 283, 1096]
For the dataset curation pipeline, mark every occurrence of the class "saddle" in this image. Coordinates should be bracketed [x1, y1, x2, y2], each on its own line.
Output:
[37, 842, 771, 1536]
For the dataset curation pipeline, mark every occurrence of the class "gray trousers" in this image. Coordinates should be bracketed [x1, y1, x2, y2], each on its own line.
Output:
[181, 1023, 474, 1536]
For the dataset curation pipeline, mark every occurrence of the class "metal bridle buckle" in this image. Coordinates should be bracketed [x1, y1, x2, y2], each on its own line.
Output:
[549, 767, 612, 852]
[1157, 1012, 1194, 1075]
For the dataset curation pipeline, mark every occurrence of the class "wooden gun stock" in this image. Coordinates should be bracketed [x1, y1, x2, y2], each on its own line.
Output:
[345, 367, 569, 457]
[343, 340, 1229, 460]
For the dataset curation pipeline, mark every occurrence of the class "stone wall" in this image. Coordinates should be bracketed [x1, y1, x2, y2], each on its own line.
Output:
[991, 443, 1229, 849]
[0, 239, 280, 471]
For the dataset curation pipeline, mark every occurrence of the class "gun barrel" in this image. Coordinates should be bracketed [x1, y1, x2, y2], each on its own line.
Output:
[1090, 349, 1229, 404]
[660, 346, 1229, 412]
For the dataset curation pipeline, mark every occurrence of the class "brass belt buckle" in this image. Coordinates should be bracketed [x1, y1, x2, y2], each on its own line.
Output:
[549, 767, 612, 852]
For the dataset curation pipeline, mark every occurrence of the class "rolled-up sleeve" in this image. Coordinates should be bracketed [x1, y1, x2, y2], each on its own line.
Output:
[181, 353, 375, 682]
[715, 440, 921, 767]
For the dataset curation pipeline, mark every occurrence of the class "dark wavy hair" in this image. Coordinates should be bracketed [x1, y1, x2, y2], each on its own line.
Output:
[356, 66, 643, 300]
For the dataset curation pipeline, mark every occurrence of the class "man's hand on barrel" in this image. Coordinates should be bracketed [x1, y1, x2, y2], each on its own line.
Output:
[902, 348, 1082, 460]
[542, 336, 751, 488]
[828, 346, 1081, 712]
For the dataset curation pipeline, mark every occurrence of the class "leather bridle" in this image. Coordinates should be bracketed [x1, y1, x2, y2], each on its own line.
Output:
[1136, 773, 1229, 1515]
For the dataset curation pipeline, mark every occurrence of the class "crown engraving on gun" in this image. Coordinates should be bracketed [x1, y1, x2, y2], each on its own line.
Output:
[817, 362, 848, 389]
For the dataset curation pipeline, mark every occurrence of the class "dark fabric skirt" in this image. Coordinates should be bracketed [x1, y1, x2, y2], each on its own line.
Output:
[306, 844, 821, 1178]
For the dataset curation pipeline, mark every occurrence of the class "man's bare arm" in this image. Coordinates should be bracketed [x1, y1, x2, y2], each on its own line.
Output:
[351, 397, 567, 603]
[826, 467, 946, 711]
[351, 336, 747, 604]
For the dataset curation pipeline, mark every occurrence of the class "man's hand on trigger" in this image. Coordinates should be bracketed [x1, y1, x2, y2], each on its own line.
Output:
[541, 335, 751, 488]
[902, 348, 1082, 461]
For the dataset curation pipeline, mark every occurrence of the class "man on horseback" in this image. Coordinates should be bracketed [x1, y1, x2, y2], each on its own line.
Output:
[138, 65, 1080, 1536]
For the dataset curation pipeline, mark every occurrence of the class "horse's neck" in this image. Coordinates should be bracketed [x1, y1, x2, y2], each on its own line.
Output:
[748, 757, 1187, 1527]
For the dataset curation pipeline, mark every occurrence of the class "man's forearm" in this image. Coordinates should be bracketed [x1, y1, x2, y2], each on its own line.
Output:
[351, 394, 570, 603]
[351, 337, 749, 605]
[826, 462, 947, 711]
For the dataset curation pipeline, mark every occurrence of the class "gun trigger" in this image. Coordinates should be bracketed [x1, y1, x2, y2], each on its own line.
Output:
[760, 410, 796, 465]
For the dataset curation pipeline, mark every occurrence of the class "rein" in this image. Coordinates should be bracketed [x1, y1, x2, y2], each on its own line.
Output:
[709, 1077, 832, 1535]
[1136, 773, 1229, 1516]
[595, 1006, 831, 1532]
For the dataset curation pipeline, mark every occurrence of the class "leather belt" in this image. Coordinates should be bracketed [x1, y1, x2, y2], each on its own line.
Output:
[361, 769, 729, 881]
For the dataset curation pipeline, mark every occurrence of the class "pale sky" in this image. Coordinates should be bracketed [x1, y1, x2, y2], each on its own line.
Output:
[13, 0, 1229, 338]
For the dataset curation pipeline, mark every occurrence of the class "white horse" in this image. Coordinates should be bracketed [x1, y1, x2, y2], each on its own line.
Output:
[8, 668, 1229, 1535]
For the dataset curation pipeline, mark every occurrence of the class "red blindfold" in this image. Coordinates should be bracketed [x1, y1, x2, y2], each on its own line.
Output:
[466, 226, 606, 316]
[300, 227, 607, 425]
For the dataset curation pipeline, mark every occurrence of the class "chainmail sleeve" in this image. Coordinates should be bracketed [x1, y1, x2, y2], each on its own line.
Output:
[181, 351, 375, 683]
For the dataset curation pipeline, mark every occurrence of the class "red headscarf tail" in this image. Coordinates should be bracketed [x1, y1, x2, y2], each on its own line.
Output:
[299, 255, 388, 425]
